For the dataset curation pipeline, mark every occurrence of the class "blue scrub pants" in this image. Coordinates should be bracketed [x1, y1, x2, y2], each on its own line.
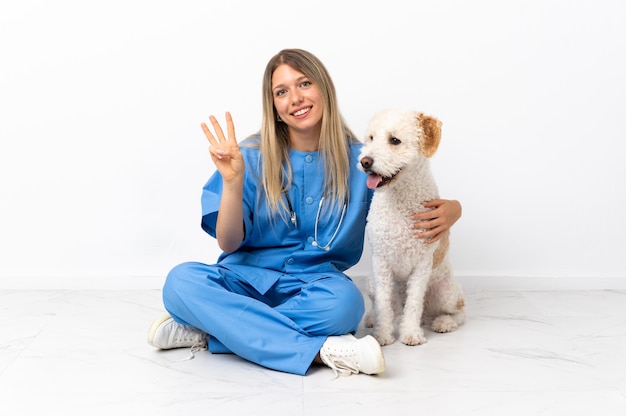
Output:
[162, 261, 365, 375]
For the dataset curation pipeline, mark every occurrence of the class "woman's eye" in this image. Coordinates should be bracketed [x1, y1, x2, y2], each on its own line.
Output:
[275, 89, 286, 97]
[300, 81, 311, 87]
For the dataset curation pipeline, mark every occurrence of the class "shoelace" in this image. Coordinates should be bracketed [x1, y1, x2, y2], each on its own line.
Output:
[319, 350, 359, 378]
[168, 341, 208, 363]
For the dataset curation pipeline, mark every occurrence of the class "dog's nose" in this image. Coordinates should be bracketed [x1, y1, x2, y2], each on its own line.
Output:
[360, 157, 373, 170]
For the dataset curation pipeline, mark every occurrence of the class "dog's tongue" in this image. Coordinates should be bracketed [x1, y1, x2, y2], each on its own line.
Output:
[366, 174, 383, 190]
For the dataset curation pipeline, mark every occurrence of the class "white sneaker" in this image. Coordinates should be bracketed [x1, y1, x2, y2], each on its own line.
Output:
[147, 314, 208, 350]
[320, 334, 385, 377]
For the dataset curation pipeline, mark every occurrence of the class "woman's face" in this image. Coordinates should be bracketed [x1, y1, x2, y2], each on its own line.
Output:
[271, 64, 323, 137]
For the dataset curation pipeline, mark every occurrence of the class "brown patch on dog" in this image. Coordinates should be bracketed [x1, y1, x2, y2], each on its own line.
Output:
[432, 230, 449, 269]
[417, 113, 442, 158]
[456, 297, 465, 309]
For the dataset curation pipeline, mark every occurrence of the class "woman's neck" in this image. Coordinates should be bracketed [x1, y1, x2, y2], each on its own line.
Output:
[288, 125, 321, 152]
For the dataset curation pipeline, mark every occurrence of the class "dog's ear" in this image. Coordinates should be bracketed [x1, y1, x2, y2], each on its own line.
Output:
[417, 113, 442, 158]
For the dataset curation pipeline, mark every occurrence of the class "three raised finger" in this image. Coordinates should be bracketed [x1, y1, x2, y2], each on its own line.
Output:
[224, 112, 236, 144]
[200, 118, 219, 146]
[201, 112, 237, 147]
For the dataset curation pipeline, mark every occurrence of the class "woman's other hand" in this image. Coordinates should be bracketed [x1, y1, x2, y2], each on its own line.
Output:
[411, 199, 462, 244]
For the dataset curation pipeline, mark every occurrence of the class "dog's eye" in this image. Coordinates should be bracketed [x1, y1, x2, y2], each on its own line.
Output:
[390, 137, 401, 145]
[368, 135, 374, 141]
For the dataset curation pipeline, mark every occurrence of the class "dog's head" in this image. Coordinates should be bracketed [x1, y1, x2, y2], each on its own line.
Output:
[358, 109, 442, 190]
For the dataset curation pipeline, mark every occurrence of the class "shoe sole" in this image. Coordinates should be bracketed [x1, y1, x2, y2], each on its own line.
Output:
[147, 313, 172, 349]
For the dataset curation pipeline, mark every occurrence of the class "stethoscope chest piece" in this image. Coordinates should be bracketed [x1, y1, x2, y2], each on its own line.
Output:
[284, 193, 347, 252]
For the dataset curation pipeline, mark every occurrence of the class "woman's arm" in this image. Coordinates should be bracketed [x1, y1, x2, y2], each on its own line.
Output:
[201, 112, 245, 253]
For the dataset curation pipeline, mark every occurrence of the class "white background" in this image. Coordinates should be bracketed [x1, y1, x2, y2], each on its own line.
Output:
[1, 0, 624, 288]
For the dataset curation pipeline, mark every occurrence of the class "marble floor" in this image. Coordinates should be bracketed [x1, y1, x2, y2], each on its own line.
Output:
[1, 283, 626, 415]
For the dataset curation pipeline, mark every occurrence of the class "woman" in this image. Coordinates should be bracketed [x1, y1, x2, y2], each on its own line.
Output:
[148, 48, 462, 376]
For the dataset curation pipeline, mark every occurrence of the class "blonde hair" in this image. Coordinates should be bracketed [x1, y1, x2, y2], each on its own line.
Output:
[248, 48, 357, 216]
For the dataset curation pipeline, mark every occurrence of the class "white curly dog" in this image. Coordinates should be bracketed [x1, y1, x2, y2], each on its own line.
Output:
[358, 109, 465, 346]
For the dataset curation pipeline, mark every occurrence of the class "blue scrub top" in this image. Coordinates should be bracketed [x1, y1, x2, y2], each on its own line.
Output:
[200, 135, 373, 294]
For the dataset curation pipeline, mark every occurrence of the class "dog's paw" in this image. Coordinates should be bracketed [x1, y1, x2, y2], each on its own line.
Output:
[373, 330, 396, 346]
[431, 315, 459, 333]
[399, 330, 427, 346]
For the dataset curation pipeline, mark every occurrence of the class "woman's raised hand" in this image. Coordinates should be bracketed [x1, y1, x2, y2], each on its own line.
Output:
[201, 112, 244, 184]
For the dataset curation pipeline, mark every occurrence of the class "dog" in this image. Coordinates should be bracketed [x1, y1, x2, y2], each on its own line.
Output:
[358, 109, 465, 346]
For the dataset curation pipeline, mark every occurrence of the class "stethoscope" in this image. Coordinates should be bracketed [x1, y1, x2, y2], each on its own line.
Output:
[284, 192, 347, 252]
